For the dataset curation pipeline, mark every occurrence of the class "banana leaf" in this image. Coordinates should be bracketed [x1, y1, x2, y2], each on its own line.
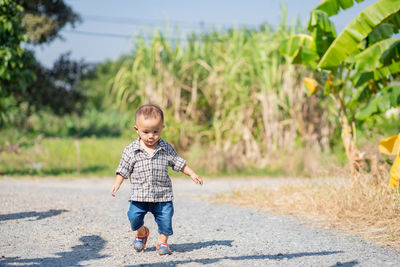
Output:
[314, 0, 364, 16]
[308, 10, 337, 57]
[351, 38, 400, 72]
[279, 34, 319, 66]
[355, 85, 400, 120]
[352, 61, 400, 88]
[318, 0, 400, 69]
[367, 23, 396, 45]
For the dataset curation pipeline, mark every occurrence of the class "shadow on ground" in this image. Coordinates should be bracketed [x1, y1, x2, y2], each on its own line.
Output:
[126, 250, 344, 267]
[145, 240, 233, 253]
[0, 209, 68, 221]
[0, 235, 108, 267]
[329, 260, 359, 267]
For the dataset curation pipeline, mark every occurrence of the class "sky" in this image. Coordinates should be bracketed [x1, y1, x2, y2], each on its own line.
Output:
[32, 0, 377, 67]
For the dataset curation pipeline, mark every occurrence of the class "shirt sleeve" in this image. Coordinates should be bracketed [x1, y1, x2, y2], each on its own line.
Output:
[167, 143, 186, 172]
[115, 146, 133, 179]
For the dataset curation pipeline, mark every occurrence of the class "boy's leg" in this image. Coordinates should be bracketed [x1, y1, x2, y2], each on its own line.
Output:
[127, 201, 148, 231]
[158, 233, 168, 244]
[136, 225, 148, 237]
[151, 201, 173, 255]
[127, 201, 150, 252]
[151, 201, 174, 238]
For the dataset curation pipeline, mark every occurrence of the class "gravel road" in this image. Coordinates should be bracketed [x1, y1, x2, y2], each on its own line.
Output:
[0, 177, 399, 266]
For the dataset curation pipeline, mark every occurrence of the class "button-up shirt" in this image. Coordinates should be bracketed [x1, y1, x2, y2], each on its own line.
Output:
[116, 137, 186, 202]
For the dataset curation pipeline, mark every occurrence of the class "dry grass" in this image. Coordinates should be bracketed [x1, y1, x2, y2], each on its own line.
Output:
[215, 178, 400, 248]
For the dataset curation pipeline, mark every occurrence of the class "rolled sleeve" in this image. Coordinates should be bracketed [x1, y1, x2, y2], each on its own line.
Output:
[167, 144, 186, 172]
[115, 147, 133, 179]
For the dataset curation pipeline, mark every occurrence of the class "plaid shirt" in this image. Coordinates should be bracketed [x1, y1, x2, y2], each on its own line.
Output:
[116, 137, 186, 202]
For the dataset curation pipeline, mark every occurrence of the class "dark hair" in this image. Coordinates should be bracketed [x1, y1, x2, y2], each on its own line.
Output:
[135, 104, 164, 122]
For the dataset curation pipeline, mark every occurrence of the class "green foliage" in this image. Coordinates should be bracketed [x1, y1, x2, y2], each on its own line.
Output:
[314, 0, 364, 16]
[356, 85, 400, 120]
[18, 0, 80, 44]
[318, 0, 400, 68]
[1, 0, 83, 128]
[350, 38, 400, 72]
[79, 56, 133, 110]
[24, 108, 132, 138]
[0, 0, 34, 97]
[14, 52, 94, 116]
[281, 0, 400, 122]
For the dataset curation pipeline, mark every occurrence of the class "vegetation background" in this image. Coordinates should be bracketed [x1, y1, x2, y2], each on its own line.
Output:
[1, 0, 398, 179]
[1, 0, 400, 247]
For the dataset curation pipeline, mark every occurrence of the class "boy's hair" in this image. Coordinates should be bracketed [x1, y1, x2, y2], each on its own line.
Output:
[135, 104, 164, 122]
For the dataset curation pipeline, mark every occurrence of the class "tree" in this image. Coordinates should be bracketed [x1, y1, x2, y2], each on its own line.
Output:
[281, 0, 400, 180]
[14, 52, 94, 116]
[0, 0, 34, 123]
[18, 0, 80, 44]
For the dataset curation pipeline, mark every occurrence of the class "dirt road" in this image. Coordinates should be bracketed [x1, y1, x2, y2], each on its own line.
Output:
[0, 177, 399, 266]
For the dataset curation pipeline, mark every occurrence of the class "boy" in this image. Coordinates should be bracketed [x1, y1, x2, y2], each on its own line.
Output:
[110, 104, 203, 255]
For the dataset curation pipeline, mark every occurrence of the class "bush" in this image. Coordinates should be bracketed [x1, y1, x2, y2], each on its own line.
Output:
[25, 108, 132, 137]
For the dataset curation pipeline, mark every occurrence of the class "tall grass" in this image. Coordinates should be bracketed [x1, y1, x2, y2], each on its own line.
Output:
[111, 24, 335, 173]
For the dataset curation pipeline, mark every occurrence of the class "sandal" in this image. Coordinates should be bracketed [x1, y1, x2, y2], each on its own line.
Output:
[156, 243, 172, 255]
[133, 226, 149, 252]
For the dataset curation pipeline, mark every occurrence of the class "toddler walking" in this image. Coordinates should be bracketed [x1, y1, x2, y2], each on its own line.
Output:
[110, 104, 203, 255]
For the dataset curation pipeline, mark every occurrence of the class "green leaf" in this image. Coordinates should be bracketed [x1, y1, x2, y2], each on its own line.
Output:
[352, 61, 400, 88]
[356, 85, 400, 120]
[351, 85, 371, 102]
[315, 0, 364, 16]
[318, 0, 400, 69]
[388, 85, 400, 105]
[279, 34, 319, 66]
[376, 60, 400, 77]
[351, 38, 400, 72]
[351, 71, 374, 87]
[367, 23, 395, 45]
[377, 93, 391, 112]
[308, 10, 337, 57]
[356, 98, 378, 120]
[381, 39, 400, 65]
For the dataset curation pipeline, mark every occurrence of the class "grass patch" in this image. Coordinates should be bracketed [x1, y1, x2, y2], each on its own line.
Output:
[0, 137, 130, 177]
[214, 178, 400, 248]
[0, 137, 300, 178]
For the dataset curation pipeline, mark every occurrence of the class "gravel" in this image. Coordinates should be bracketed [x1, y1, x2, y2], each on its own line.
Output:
[0, 177, 399, 266]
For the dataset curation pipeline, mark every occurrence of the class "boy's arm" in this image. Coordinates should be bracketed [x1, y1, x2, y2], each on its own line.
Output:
[110, 174, 125, 197]
[181, 164, 203, 185]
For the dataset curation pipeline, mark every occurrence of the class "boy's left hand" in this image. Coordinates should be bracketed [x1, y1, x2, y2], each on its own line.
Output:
[191, 174, 203, 185]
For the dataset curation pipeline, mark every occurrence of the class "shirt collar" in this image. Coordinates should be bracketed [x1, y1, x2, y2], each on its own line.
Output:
[132, 137, 167, 152]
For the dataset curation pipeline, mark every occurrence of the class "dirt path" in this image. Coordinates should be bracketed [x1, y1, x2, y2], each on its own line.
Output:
[0, 177, 399, 266]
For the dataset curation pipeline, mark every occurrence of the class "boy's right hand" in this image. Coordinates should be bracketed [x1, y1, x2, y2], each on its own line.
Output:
[111, 174, 124, 197]
[110, 184, 120, 197]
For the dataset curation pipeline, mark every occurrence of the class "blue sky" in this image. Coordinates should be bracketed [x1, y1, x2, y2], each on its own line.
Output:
[32, 0, 376, 67]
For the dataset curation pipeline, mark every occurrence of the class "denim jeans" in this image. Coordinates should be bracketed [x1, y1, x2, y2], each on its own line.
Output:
[127, 201, 174, 236]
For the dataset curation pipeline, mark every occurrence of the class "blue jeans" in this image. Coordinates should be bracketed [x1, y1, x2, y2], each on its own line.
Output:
[127, 201, 174, 236]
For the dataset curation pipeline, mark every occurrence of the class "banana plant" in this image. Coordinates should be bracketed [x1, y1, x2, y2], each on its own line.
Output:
[280, 0, 400, 182]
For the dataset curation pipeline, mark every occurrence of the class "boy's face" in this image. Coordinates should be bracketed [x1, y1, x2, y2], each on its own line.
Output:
[134, 115, 164, 148]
